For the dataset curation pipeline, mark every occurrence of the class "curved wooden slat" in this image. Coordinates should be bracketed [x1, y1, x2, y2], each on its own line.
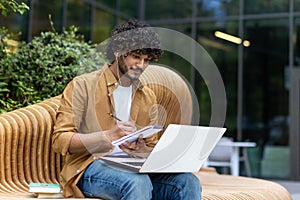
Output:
[0, 116, 24, 192]
[14, 110, 34, 184]
[30, 105, 53, 183]
[42, 96, 65, 181]
[24, 106, 47, 183]
[18, 108, 40, 183]
[36, 102, 60, 183]
[37, 102, 57, 123]
[8, 112, 28, 189]
[2, 114, 28, 191]
[34, 96, 64, 183]
[0, 122, 13, 193]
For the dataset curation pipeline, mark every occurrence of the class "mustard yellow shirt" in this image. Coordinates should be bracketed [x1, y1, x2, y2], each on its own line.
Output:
[52, 64, 159, 197]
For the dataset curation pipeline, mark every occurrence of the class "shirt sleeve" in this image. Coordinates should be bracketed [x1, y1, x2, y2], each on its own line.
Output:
[52, 78, 86, 156]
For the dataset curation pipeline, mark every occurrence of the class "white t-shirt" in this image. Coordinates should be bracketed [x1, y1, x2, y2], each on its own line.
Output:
[108, 84, 132, 156]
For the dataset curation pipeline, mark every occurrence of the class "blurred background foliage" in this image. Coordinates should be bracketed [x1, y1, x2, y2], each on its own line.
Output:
[0, 17, 102, 113]
[0, 0, 29, 16]
[0, 25, 93, 113]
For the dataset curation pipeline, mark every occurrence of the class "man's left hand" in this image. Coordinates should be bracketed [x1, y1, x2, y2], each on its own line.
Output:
[119, 135, 152, 158]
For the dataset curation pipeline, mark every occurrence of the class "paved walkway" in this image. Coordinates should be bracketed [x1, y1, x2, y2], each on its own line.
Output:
[272, 180, 300, 200]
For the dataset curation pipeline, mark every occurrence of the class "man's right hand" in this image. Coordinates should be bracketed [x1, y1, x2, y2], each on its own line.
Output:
[105, 121, 137, 142]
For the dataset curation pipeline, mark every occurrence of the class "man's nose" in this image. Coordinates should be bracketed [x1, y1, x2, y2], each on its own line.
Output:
[136, 59, 145, 67]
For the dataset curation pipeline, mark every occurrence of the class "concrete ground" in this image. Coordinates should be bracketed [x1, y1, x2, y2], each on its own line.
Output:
[272, 180, 300, 200]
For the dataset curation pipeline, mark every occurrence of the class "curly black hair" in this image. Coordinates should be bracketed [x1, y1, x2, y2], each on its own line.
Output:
[106, 19, 163, 63]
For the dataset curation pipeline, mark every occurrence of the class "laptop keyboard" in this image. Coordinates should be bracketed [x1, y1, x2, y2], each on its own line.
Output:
[123, 162, 144, 167]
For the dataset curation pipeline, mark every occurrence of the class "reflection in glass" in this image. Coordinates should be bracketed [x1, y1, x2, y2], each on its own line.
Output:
[198, 0, 238, 18]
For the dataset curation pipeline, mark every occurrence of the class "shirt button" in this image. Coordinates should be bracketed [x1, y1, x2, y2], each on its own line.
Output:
[93, 156, 97, 160]
[76, 170, 80, 173]
[108, 93, 111, 96]
[107, 83, 110, 86]
[115, 82, 118, 86]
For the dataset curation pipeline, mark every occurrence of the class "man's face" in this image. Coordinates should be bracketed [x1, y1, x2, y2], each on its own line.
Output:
[118, 52, 151, 80]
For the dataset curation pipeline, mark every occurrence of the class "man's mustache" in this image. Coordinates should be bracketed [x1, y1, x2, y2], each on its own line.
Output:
[129, 67, 143, 73]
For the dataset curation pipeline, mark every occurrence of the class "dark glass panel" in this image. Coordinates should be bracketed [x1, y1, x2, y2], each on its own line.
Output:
[31, 0, 63, 38]
[145, 0, 192, 20]
[294, 18, 300, 66]
[243, 18, 289, 145]
[94, 0, 135, 18]
[295, 0, 300, 11]
[92, 10, 115, 43]
[244, 0, 289, 14]
[153, 23, 192, 80]
[67, 0, 92, 41]
[95, 0, 116, 8]
[118, 0, 138, 18]
[197, 21, 238, 134]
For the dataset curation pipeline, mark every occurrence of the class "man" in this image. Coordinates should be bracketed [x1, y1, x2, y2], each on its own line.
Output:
[52, 19, 201, 199]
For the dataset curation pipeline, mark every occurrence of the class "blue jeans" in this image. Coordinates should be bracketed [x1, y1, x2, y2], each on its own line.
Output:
[77, 160, 202, 200]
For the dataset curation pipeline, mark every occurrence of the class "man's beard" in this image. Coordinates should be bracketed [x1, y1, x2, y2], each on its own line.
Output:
[118, 56, 143, 80]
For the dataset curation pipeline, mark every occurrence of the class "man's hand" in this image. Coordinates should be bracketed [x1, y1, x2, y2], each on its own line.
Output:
[119, 135, 153, 158]
[105, 121, 136, 142]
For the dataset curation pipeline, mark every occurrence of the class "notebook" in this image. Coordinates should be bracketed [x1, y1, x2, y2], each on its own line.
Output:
[100, 124, 226, 173]
[112, 125, 163, 146]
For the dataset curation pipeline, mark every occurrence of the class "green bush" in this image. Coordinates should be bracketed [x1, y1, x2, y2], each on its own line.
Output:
[0, 0, 29, 16]
[0, 26, 105, 113]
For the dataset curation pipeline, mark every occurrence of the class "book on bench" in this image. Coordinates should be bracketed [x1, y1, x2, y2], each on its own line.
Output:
[28, 183, 63, 198]
[34, 193, 64, 199]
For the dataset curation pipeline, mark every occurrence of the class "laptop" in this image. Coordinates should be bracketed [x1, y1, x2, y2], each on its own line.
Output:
[100, 124, 226, 173]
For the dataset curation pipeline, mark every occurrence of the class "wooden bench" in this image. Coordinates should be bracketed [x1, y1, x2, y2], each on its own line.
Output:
[0, 65, 292, 199]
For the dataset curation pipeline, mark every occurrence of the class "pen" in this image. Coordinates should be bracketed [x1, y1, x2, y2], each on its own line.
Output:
[107, 113, 122, 121]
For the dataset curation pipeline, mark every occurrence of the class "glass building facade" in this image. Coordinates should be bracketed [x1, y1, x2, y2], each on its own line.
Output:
[1, 0, 300, 180]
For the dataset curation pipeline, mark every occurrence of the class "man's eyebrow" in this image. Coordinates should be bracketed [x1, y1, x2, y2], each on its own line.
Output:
[128, 51, 156, 60]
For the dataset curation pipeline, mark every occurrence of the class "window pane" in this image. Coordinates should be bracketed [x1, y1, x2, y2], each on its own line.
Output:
[244, 0, 289, 14]
[153, 23, 192, 79]
[244, 18, 289, 178]
[92, 10, 115, 43]
[145, 0, 192, 20]
[198, 21, 238, 133]
[243, 19, 289, 145]
[67, 0, 92, 40]
[294, 18, 300, 66]
[118, 0, 138, 18]
[198, 0, 239, 17]
[295, 0, 300, 11]
[95, 0, 116, 8]
[94, 0, 136, 18]
[31, 0, 63, 37]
